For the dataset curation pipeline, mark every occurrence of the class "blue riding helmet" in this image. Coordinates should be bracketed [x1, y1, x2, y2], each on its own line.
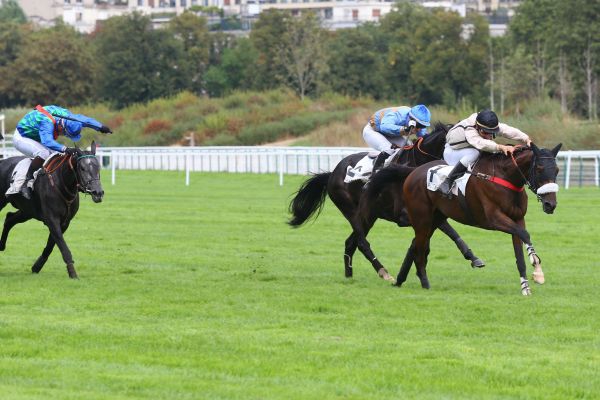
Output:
[58, 118, 83, 137]
[409, 104, 431, 127]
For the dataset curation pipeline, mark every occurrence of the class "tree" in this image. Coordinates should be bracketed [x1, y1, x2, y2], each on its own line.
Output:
[325, 25, 383, 98]
[93, 13, 190, 108]
[204, 38, 258, 96]
[2, 23, 96, 106]
[168, 11, 210, 94]
[0, 0, 26, 23]
[250, 10, 291, 90]
[278, 12, 328, 99]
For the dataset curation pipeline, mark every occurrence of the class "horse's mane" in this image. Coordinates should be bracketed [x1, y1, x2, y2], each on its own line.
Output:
[420, 122, 451, 146]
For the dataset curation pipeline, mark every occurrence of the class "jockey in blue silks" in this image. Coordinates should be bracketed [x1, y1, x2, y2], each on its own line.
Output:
[9, 105, 112, 199]
[363, 104, 431, 173]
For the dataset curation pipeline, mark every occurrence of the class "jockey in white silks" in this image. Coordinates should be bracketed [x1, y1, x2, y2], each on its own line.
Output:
[439, 109, 532, 196]
[362, 104, 431, 174]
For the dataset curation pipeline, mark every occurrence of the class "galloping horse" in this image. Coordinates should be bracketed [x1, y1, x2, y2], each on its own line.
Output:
[288, 123, 483, 282]
[370, 143, 561, 295]
[0, 143, 104, 278]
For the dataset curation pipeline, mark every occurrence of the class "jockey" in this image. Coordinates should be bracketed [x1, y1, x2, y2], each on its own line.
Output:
[439, 109, 532, 196]
[363, 104, 431, 174]
[9, 105, 112, 199]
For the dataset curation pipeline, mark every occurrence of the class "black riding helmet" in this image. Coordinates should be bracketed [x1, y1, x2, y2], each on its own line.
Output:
[476, 109, 500, 136]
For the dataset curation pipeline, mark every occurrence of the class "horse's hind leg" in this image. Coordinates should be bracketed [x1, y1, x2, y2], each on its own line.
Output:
[438, 221, 485, 268]
[344, 232, 358, 278]
[31, 234, 55, 274]
[396, 238, 416, 287]
[0, 211, 30, 251]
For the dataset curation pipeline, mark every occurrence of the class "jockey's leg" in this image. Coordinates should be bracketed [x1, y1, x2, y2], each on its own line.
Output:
[9, 131, 51, 198]
[438, 162, 468, 196]
[439, 148, 479, 196]
[20, 156, 44, 200]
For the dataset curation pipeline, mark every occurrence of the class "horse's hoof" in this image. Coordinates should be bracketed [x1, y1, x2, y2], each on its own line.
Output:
[0, 244, 5, 251]
[532, 271, 545, 284]
[471, 258, 485, 268]
[521, 288, 532, 296]
[69, 274, 79, 280]
[378, 270, 396, 284]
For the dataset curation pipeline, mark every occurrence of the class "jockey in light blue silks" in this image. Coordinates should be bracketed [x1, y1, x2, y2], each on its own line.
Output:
[9, 105, 112, 199]
[363, 104, 431, 173]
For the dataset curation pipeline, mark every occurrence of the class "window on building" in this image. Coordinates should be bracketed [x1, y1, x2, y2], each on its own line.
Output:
[181, 0, 186, 6]
[324, 8, 332, 19]
[76, 12, 82, 21]
[138, 0, 143, 5]
[224, 0, 230, 5]
[372, 8, 380, 17]
[352, 9, 358, 20]
[64, 0, 71, 4]
[235, 0, 240, 4]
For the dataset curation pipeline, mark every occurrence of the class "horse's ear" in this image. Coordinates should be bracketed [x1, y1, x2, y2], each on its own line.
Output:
[91, 141, 96, 155]
[551, 143, 562, 157]
[530, 142, 540, 155]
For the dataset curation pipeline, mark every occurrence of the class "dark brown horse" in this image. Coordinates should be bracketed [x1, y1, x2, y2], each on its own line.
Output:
[288, 123, 484, 282]
[369, 143, 561, 295]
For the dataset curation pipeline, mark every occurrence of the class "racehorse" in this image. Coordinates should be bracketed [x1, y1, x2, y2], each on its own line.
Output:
[288, 123, 484, 282]
[369, 143, 561, 295]
[0, 142, 104, 278]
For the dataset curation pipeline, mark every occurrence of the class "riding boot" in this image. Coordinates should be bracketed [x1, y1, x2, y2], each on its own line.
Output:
[372, 151, 391, 175]
[20, 156, 44, 200]
[438, 163, 468, 197]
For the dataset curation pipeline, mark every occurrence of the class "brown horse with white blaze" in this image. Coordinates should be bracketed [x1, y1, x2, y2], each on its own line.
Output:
[369, 143, 561, 295]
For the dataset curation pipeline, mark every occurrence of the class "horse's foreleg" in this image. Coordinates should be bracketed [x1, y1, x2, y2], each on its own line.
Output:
[512, 234, 531, 296]
[438, 220, 485, 268]
[0, 211, 30, 251]
[344, 232, 358, 278]
[45, 219, 77, 279]
[413, 231, 432, 289]
[32, 234, 56, 274]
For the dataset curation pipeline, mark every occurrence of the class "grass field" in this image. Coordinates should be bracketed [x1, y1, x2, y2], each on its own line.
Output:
[0, 171, 598, 399]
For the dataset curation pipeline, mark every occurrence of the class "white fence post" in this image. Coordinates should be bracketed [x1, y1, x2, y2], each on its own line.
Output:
[89, 147, 600, 189]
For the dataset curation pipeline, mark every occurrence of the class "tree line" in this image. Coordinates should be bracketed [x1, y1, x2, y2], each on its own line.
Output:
[0, 0, 598, 119]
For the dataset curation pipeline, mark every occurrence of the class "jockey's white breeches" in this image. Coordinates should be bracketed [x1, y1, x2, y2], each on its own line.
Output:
[12, 130, 53, 160]
[363, 124, 407, 155]
[443, 143, 480, 167]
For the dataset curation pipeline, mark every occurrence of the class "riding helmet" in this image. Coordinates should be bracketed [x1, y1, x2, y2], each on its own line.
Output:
[409, 104, 431, 127]
[476, 110, 500, 134]
[61, 119, 83, 137]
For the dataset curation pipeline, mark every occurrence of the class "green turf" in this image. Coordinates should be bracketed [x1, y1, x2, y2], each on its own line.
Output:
[0, 171, 598, 399]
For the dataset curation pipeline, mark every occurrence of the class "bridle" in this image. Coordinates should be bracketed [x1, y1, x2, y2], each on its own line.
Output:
[45, 153, 100, 199]
[509, 147, 557, 202]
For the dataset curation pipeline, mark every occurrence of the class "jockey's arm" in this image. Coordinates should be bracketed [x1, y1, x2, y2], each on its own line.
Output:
[67, 112, 104, 131]
[38, 119, 67, 152]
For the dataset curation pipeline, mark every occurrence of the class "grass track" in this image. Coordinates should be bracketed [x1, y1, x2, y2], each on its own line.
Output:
[0, 171, 599, 399]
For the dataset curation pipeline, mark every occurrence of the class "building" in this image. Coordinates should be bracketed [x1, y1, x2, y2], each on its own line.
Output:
[15, 0, 520, 34]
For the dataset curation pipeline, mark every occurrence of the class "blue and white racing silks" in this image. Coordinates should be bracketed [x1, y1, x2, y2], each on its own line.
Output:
[369, 106, 428, 138]
[16, 105, 104, 152]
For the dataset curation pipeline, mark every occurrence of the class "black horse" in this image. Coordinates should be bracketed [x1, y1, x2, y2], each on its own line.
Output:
[0, 142, 104, 278]
[288, 123, 483, 282]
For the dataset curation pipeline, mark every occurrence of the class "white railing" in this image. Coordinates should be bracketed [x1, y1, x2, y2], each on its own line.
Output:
[0, 142, 598, 189]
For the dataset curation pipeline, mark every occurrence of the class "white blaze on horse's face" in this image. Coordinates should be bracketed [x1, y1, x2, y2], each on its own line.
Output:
[533, 143, 562, 215]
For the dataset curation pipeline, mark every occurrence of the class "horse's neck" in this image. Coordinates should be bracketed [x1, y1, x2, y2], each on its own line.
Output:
[52, 159, 78, 197]
[477, 152, 532, 183]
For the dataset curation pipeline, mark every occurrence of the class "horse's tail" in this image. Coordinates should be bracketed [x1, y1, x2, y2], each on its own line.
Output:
[366, 165, 415, 199]
[288, 172, 331, 227]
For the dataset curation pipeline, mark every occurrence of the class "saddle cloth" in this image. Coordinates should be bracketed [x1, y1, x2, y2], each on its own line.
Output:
[426, 165, 471, 196]
[344, 148, 400, 184]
